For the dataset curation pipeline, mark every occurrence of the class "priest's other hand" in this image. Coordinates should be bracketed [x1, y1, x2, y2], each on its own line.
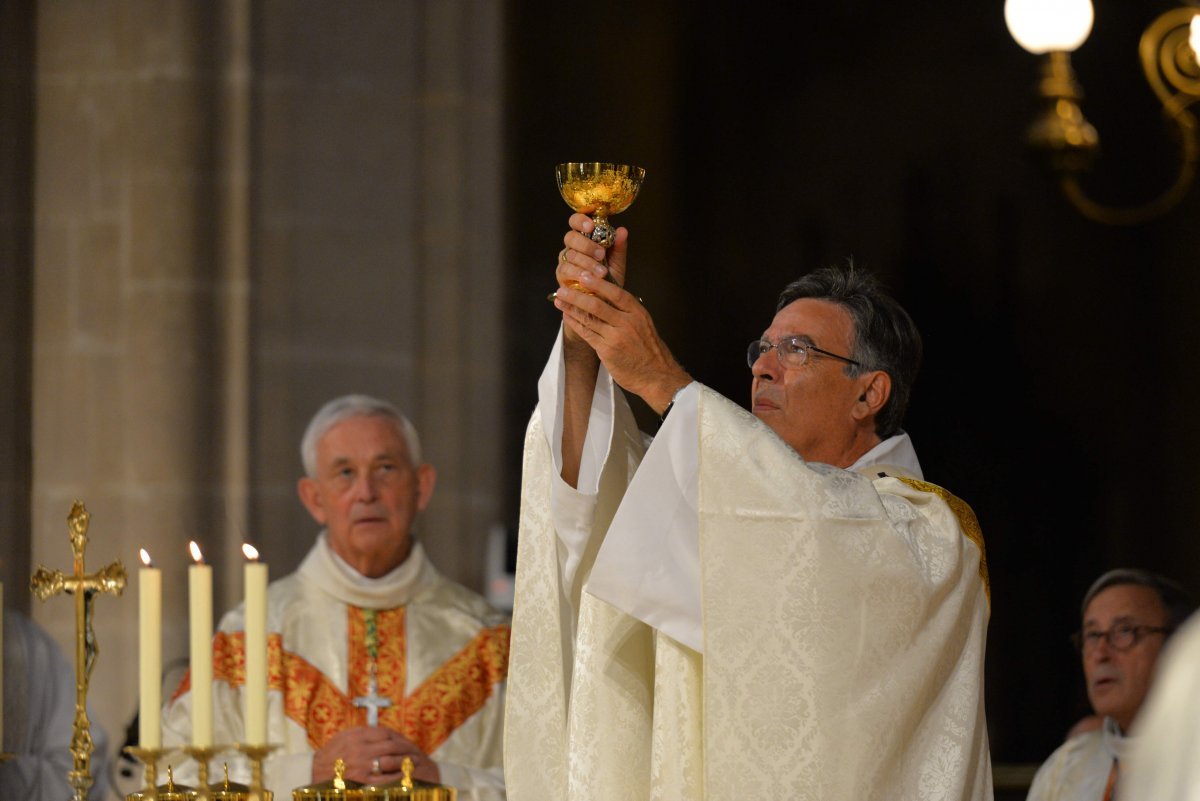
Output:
[312, 725, 441, 785]
[556, 214, 629, 351]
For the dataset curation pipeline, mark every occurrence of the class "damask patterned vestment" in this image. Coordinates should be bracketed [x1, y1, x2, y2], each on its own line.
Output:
[504, 332, 993, 801]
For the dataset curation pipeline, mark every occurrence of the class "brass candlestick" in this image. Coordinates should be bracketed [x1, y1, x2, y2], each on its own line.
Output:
[122, 746, 178, 799]
[234, 743, 279, 801]
[184, 745, 229, 801]
[30, 501, 127, 801]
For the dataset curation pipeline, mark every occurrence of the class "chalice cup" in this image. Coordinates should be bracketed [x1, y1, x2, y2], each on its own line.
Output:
[556, 162, 645, 250]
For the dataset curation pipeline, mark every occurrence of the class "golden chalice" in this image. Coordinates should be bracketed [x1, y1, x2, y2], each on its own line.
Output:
[556, 162, 645, 249]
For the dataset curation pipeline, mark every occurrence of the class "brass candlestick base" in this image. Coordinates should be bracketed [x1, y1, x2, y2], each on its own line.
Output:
[184, 745, 229, 801]
[122, 746, 177, 799]
[234, 743, 279, 801]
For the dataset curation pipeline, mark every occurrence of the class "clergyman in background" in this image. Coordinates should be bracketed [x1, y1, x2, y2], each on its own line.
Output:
[162, 395, 509, 800]
[1026, 568, 1194, 801]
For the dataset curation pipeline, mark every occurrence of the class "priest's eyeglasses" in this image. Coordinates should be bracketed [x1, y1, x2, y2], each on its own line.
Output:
[746, 337, 861, 369]
[1070, 623, 1171, 653]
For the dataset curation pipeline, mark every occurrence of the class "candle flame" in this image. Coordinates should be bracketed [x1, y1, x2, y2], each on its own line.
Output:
[189, 540, 204, 564]
[140, 548, 153, 567]
[242, 543, 260, 561]
[1191, 15, 1200, 63]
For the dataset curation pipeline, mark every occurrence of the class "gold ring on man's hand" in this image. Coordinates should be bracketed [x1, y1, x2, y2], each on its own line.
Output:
[559, 249, 569, 263]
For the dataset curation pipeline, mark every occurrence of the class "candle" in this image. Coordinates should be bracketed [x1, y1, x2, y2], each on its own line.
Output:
[188, 541, 213, 748]
[139, 550, 162, 749]
[242, 543, 268, 745]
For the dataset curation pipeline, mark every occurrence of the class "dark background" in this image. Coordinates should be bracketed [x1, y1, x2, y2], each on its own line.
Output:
[504, 0, 1200, 770]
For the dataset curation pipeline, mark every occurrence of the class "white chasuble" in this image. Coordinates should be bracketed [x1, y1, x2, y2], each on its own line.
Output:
[694, 391, 991, 799]
[1123, 612, 1200, 801]
[505, 333, 992, 801]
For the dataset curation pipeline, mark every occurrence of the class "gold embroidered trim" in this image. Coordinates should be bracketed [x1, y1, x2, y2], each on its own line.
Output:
[399, 624, 511, 754]
[895, 476, 990, 605]
[198, 631, 351, 748]
[184, 613, 511, 754]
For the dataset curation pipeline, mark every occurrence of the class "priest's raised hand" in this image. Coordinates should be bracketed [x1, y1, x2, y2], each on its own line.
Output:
[552, 213, 691, 418]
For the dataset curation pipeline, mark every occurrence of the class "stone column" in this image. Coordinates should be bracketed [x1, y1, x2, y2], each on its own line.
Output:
[0, 0, 35, 616]
[29, 4, 506, 788]
[248, 0, 505, 592]
[412, 0, 505, 588]
[31, 0, 252, 771]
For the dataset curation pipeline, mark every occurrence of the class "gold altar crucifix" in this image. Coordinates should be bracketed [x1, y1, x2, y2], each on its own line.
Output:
[30, 501, 127, 801]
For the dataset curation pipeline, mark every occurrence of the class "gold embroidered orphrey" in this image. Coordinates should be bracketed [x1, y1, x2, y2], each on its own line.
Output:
[30, 501, 127, 801]
[895, 476, 990, 602]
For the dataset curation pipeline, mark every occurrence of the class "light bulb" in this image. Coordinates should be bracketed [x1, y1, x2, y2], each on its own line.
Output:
[1005, 0, 1094, 54]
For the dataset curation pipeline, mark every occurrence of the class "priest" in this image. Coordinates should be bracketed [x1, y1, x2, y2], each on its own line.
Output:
[162, 395, 509, 800]
[504, 215, 992, 800]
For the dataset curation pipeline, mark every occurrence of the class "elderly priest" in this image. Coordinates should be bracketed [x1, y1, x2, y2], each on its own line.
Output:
[505, 216, 992, 801]
[163, 395, 509, 800]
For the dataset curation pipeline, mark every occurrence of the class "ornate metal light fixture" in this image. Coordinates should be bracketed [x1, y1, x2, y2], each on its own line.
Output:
[1006, 0, 1200, 225]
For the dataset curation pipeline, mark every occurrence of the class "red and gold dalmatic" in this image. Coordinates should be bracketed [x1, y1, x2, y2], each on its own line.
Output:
[163, 539, 510, 800]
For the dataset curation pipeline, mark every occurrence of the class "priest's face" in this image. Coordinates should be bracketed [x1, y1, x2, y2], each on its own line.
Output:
[1080, 583, 1169, 732]
[297, 415, 437, 578]
[750, 298, 884, 467]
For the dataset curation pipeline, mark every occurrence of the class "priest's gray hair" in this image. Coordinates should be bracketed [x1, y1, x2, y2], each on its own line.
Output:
[301, 394, 423, 477]
[775, 262, 922, 439]
[1081, 568, 1196, 631]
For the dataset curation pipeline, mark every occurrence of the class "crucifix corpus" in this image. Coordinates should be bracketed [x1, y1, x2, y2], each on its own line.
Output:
[31, 501, 127, 801]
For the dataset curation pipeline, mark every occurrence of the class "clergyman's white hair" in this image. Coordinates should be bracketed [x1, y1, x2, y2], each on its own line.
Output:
[300, 394, 423, 477]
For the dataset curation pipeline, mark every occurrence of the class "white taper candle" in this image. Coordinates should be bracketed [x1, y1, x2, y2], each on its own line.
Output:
[188, 541, 213, 748]
[242, 543, 268, 745]
[138, 550, 162, 749]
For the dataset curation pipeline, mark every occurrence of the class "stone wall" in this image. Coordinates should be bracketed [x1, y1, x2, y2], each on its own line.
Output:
[25, 5, 503, 795]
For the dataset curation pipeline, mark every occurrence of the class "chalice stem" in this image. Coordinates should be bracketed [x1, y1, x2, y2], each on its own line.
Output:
[589, 212, 617, 249]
